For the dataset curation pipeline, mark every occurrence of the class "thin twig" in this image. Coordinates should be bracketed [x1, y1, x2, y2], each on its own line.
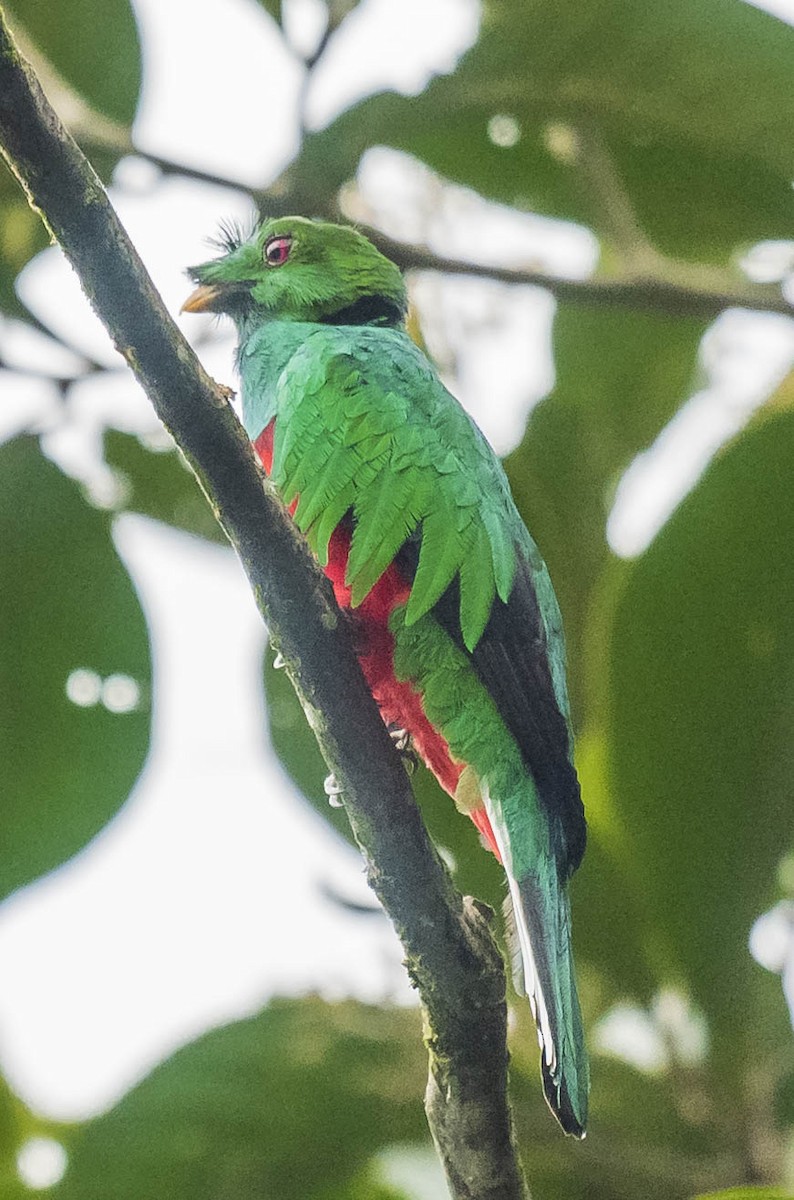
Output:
[0, 12, 530, 1198]
[572, 123, 661, 274]
[355, 223, 792, 322]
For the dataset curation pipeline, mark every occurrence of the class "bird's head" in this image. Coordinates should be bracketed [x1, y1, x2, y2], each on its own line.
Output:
[182, 215, 407, 331]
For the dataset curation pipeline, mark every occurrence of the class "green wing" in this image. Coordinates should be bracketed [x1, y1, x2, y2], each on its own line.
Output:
[270, 327, 519, 652]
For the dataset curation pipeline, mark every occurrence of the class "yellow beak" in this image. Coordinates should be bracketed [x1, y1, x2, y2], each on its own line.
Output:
[180, 284, 226, 314]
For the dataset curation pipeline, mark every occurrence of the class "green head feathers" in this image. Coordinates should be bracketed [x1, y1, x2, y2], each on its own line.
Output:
[184, 216, 407, 329]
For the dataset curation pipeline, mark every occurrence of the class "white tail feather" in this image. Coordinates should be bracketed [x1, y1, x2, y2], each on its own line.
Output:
[484, 787, 557, 1073]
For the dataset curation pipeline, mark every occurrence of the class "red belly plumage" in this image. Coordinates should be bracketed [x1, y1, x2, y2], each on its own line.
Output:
[253, 421, 499, 858]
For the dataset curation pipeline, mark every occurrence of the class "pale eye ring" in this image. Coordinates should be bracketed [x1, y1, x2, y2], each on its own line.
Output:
[263, 234, 293, 267]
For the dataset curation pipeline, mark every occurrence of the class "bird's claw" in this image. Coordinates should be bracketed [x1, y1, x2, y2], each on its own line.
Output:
[389, 726, 411, 753]
[324, 773, 345, 808]
[324, 732, 416, 807]
[389, 726, 418, 776]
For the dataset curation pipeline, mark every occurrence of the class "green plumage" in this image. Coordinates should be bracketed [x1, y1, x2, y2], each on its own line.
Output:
[266, 326, 518, 651]
[185, 216, 589, 1136]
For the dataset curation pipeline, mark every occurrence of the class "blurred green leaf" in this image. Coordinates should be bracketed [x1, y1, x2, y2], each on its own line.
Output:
[325, 0, 359, 34]
[299, 0, 794, 260]
[692, 1190, 793, 1200]
[53, 997, 428, 1200]
[503, 305, 706, 1000]
[775, 1068, 794, 1129]
[506, 304, 706, 713]
[0, 1074, 75, 1200]
[493, 0, 794, 258]
[606, 410, 794, 1066]
[0, 161, 50, 320]
[104, 431, 229, 545]
[0, 436, 151, 899]
[0, 1075, 25, 1200]
[255, 0, 282, 23]
[509, 1039, 734, 1200]
[6, 0, 141, 125]
[490, 0, 794, 177]
[1, 0, 141, 319]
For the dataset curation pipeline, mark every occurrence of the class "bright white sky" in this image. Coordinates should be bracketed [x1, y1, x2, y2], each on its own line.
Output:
[0, 0, 793, 1168]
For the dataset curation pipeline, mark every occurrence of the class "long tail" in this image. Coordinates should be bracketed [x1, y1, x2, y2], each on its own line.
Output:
[486, 800, 589, 1136]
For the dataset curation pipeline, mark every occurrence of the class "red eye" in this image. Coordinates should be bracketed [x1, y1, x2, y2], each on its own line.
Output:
[264, 234, 293, 267]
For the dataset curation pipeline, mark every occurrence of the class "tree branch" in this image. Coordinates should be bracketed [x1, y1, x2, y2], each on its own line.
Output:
[10, 6, 790, 326]
[106, 141, 792, 323]
[116, 148, 793, 320]
[354, 223, 793, 323]
[0, 11, 529, 1199]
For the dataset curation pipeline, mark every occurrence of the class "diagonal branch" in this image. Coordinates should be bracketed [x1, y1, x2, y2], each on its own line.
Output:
[0, 11, 529, 1199]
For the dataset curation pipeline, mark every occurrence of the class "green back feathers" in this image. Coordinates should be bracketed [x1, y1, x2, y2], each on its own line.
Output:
[267, 325, 520, 651]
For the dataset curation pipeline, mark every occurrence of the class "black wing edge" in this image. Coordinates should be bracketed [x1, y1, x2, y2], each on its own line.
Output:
[399, 539, 586, 876]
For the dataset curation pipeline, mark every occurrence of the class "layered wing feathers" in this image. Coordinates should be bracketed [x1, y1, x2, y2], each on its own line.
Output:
[271, 330, 518, 650]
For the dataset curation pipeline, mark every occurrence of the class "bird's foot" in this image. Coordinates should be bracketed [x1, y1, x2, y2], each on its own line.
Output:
[325, 731, 416, 807]
[324, 773, 345, 808]
[388, 725, 418, 776]
[272, 650, 286, 670]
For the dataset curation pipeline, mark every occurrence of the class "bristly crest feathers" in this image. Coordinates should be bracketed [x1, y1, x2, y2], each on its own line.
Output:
[207, 215, 258, 256]
[185, 215, 408, 330]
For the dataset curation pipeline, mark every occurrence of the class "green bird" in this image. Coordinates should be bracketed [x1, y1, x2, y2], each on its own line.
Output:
[183, 216, 589, 1136]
